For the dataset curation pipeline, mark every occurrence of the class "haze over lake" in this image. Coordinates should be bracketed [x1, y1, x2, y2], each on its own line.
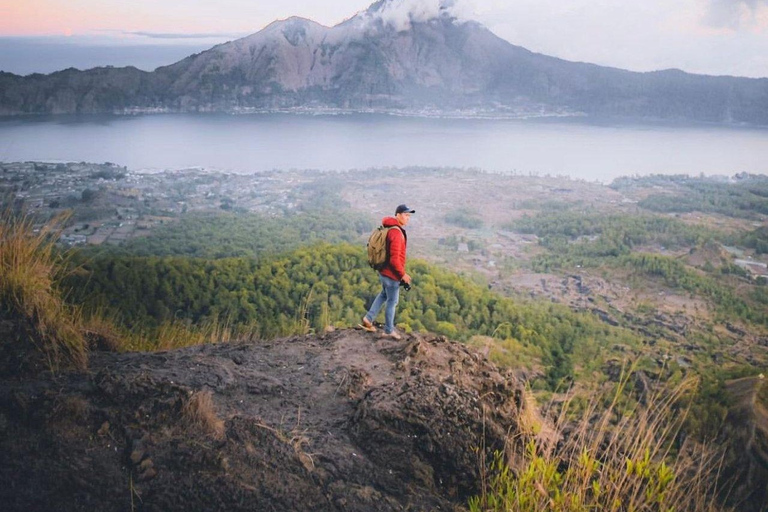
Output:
[1, 114, 767, 182]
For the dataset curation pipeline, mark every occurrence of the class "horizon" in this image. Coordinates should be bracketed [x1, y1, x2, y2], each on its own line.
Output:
[1, 0, 767, 78]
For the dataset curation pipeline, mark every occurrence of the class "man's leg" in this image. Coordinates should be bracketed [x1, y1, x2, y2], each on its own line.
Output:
[382, 276, 400, 334]
[364, 276, 389, 326]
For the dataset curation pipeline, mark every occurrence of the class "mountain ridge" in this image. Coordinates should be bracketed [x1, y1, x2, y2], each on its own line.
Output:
[0, 0, 767, 123]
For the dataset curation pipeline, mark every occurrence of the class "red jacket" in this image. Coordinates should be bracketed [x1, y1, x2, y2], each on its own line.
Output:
[379, 216, 407, 281]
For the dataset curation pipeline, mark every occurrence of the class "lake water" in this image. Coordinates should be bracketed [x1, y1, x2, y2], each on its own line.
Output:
[1, 113, 767, 182]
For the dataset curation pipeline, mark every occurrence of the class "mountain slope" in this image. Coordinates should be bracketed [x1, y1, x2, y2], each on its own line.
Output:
[1, 1, 767, 123]
[0, 330, 527, 511]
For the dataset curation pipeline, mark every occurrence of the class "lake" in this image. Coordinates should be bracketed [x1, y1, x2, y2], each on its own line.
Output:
[1, 113, 767, 182]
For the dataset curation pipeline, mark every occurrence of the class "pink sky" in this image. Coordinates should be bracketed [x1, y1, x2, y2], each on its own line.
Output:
[1, 0, 767, 78]
[0, 0, 370, 36]
[2, 0, 138, 36]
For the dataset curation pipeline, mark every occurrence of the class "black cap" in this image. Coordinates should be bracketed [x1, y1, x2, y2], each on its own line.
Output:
[395, 204, 415, 214]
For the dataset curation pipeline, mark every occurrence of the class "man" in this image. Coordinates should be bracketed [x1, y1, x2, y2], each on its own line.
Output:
[361, 204, 414, 340]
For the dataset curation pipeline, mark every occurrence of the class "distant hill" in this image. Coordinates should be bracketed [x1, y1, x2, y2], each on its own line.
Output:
[2, 0, 767, 123]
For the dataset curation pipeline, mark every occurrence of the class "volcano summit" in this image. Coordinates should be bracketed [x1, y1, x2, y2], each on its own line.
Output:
[1, 0, 767, 124]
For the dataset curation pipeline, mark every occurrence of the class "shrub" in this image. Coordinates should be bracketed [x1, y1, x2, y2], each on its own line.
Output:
[0, 212, 88, 371]
[182, 390, 225, 440]
[445, 208, 484, 229]
[470, 378, 728, 512]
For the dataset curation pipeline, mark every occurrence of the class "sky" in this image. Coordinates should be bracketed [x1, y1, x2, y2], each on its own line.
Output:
[1, 0, 767, 77]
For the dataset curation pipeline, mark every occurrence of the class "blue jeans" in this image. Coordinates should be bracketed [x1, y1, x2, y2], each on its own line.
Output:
[365, 274, 400, 334]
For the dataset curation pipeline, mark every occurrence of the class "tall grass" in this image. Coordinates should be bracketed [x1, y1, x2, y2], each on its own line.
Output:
[470, 377, 728, 512]
[182, 390, 225, 440]
[80, 305, 260, 352]
[126, 317, 261, 352]
[0, 212, 88, 370]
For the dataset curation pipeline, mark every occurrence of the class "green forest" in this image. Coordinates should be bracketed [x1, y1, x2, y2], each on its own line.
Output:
[97, 210, 372, 259]
[508, 212, 718, 264]
[65, 243, 642, 389]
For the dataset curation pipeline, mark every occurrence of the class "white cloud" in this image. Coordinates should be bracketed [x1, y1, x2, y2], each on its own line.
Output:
[364, 0, 469, 31]
[451, 0, 768, 77]
[704, 0, 768, 29]
[345, 0, 768, 76]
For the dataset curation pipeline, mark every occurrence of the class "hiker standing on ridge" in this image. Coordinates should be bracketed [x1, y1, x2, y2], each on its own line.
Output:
[361, 204, 415, 340]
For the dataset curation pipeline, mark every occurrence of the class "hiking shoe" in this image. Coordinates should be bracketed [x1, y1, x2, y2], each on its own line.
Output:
[379, 331, 402, 341]
[359, 317, 376, 333]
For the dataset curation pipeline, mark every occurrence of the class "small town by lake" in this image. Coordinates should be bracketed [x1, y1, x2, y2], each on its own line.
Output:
[1, 113, 767, 182]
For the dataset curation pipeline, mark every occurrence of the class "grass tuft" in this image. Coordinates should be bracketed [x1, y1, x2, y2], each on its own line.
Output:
[0, 212, 88, 371]
[182, 390, 226, 440]
[471, 376, 729, 512]
[117, 317, 260, 352]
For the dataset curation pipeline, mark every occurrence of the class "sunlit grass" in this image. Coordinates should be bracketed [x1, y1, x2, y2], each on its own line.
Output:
[81, 305, 262, 352]
[470, 376, 728, 512]
[0, 212, 87, 370]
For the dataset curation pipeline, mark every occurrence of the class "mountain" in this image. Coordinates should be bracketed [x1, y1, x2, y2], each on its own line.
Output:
[1, 0, 768, 124]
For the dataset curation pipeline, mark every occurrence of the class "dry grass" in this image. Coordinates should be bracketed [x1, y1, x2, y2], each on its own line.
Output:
[81, 307, 127, 352]
[182, 390, 226, 440]
[81, 299, 261, 353]
[0, 212, 88, 370]
[254, 413, 315, 472]
[120, 317, 260, 352]
[82, 308, 256, 353]
[471, 374, 729, 512]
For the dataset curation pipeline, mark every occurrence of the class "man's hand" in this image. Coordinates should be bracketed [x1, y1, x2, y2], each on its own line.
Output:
[402, 273, 412, 284]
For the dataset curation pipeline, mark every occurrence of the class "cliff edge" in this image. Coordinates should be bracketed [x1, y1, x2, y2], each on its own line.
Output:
[0, 329, 527, 511]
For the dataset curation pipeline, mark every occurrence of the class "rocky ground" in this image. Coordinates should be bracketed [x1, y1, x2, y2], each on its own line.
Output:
[0, 329, 531, 511]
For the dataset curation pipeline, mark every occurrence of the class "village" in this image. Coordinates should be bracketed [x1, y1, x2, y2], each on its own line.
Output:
[2, 160, 767, 292]
[0, 161, 320, 247]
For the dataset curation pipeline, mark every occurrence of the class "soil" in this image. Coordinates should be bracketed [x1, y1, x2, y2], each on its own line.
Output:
[0, 329, 528, 511]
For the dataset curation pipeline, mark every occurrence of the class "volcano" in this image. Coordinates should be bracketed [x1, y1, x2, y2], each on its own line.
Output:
[1, 0, 767, 124]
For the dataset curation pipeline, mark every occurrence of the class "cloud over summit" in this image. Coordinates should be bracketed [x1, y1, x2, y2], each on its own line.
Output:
[363, 0, 470, 32]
